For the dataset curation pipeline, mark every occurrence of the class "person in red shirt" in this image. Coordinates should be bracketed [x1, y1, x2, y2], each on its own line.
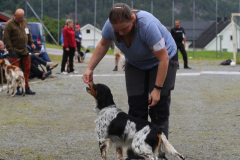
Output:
[61, 19, 78, 74]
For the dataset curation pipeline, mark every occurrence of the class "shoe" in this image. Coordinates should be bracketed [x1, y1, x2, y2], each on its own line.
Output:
[184, 66, 192, 69]
[50, 63, 58, 70]
[46, 62, 58, 70]
[16, 87, 23, 95]
[42, 71, 51, 80]
[49, 74, 56, 78]
[113, 66, 118, 71]
[25, 87, 36, 95]
[70, 70, 78, 74]
[78, 61, 82, 63]
[61, 71, 68, 75]
[46, 62, 53, 67]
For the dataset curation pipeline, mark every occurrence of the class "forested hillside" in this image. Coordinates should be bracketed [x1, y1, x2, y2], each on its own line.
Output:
[1, 0, 239, 43]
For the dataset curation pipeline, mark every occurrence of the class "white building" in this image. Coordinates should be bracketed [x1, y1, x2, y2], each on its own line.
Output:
[80, 24, 102, 49]
[188, 20, 240, 52]
[204, 21, 240, 52]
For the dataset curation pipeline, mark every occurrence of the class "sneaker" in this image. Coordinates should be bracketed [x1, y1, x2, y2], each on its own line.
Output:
[184, 66, 192, 69]
[46, 62, 54, 67]
[16, 87, 23, 95]
[78, 61, 83, 63]
[46, 62, 58, 70]
[61, 71, 68, 75]
[70, 70, 78, 74]
[51, 63, 58, 70]
[25, 87, 36, 95]
[113, 66, 118, 71]
[42, 71, 51, 80]
[49, 74, 56, 78]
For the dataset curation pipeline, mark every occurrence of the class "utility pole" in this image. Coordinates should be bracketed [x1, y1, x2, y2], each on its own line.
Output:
[94, 0, 96, 48]
[41, 0, 43, 20]
[75, 0, 77, 26]
[216, 0, 218, 58]
[151, 1, 153, 14]
[58, 0, 60, 45]
[172, 1, 174, 28]
[193, 0, 195, 57]
[26, 0, 27, 19]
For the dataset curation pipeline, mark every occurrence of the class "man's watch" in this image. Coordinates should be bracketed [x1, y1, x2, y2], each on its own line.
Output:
[154, 85, 163, 90]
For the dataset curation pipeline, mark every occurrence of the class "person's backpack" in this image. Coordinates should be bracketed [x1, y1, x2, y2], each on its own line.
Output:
[220, 59, 232, 65]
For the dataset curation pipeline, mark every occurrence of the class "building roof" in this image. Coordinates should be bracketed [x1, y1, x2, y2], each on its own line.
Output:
[0, 12, 13, 22]
[189, 20, 231, 48]
[180, 21, 214, 41]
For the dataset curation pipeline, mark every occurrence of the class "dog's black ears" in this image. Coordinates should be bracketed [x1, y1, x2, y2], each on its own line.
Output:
[96, 84, 115, 109]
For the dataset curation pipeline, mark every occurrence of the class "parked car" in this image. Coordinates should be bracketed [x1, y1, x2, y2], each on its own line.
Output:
[0, 22, 46, 53]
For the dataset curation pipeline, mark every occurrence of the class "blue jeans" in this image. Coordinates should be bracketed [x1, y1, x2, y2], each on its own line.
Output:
[39, 51, 51, 72]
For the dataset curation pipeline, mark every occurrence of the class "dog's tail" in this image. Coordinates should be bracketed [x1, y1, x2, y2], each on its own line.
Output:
[160, 133, 185, 160]
[15, 75, 23, 83]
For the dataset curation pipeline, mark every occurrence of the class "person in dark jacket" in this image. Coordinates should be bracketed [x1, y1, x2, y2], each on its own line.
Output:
[75, 24, 83, 63]
[3, 9, 36, 95]
[171, 20, 191, 69]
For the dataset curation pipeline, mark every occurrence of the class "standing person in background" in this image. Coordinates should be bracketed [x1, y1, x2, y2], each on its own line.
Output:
[0, 24, 4, 41]
[61, 19, 78, 74]
[171, 19, 191, 69]
[4, 8, 36, 95]
[60, 24, 66, 47]
[113, 44, 121, 71]
[82, 3, 178, 159]
[75, 24, 83, 63]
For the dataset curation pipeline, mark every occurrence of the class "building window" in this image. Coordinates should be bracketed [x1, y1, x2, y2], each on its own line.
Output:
[220, 35, 223, 40]
[86, 29, 90, 33]
[230, 35, 232, 40]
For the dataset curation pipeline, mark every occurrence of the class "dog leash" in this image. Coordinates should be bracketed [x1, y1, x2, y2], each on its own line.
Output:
[11, 58, 21, 65]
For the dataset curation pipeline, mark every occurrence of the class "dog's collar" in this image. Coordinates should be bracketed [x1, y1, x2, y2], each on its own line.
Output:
[94, 105, 116, 115]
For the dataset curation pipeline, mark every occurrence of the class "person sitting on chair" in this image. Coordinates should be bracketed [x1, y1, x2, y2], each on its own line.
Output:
[0, 40, 9, 83]
[27, 45, 57, 77]
[27, 45, 58, 80]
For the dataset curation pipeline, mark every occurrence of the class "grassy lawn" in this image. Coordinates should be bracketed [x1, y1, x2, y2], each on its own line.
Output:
[46, 43, 237, 61]
[46, 43, 114, 55]
[46, 43, 63, 50]
[182, 50, 235, 61]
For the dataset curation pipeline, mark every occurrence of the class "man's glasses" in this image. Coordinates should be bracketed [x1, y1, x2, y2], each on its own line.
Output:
[15, 16, 24, 20]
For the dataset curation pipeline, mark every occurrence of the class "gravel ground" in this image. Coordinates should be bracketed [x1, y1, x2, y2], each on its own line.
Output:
[0, 56, 240, 160]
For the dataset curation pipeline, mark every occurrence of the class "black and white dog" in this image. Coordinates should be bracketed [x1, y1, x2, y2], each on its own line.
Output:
[75, 49, 90, 63]
[86, 81, 185, 160]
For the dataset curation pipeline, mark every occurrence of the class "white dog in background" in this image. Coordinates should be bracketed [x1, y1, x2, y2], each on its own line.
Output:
[0, 59, 25, 97]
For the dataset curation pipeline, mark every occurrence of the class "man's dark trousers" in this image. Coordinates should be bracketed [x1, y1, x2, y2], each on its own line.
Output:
[176, 42, 188, 68]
